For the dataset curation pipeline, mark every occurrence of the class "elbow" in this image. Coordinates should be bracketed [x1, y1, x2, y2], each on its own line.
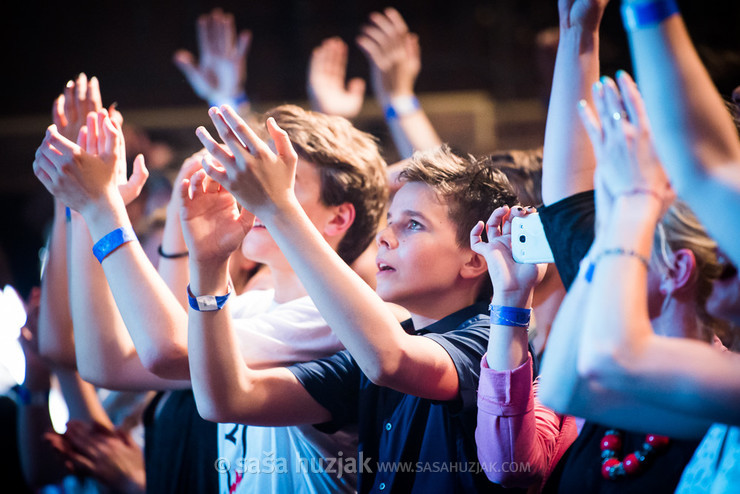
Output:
[362, 352, 405, 389]
[139, 344, 189, 380]
[537, 378, 571, 416]
[576, 346, 632, 391]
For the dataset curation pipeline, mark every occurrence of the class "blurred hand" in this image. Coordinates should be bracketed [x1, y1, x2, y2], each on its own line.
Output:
[308, 37, 366, 118]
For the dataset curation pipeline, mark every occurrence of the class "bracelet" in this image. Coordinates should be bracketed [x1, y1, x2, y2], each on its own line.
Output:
[384, 95, 420, 120]
[15, 385, 49, 406]
[585, 247, 651, 282]
[621, 0, 679, 31]
[489, 304, 532, 329]
[92, 226, 138, 263]
[187, 282, 233, 312]
[158, 244, 189, 259]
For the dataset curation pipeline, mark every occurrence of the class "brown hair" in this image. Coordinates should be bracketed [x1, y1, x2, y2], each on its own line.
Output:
[265, 105, 389, 264]
[481, 148, 543, 207]
[398, 145, 518, 301]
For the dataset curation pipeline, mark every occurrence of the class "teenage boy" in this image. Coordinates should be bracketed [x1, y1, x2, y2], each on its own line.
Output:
[185, 104, 523, 492]
[33, 104, 388, 494]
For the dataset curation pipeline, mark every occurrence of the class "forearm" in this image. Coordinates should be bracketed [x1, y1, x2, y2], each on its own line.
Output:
[156, 203, 190, 309]
[578, 196, 660, 377]
[264, 200, 408, 385]
[188, 260, 328, 425]
[80, 199, 189, 378]
[55, 368, 113, 428]
[38, 201, 76, 367]
[542, 25, 600, 205]
[486, 289, 534, 371]
[626, 6, 740, 193]
[385, 105, 442, 159]
[70, 216, 188, 389]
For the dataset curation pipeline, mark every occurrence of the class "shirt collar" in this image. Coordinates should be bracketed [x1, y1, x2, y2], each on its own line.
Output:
[400, 301, 489, 335]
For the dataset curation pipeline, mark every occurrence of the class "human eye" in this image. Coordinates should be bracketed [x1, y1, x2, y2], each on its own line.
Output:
[407, 219, 423, 230]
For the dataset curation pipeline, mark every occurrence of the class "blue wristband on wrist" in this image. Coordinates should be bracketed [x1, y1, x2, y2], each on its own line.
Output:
[489, 304, 532, 329]
[65, 206, 71, 222]
[187, 283, 232, 312]
[621, 0, 679, 31]
[209, 92, 249, 109]
[92, 226, 137, 263]
[384, 95, 420, 120]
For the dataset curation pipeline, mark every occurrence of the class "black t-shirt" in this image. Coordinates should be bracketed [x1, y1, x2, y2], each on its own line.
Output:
[289, 302, 525, 494]
[538, 192, 700, 493]
[143, 389, 218, 494]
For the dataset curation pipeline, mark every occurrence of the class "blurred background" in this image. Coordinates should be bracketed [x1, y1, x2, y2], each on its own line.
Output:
[0, 0, 738, 301]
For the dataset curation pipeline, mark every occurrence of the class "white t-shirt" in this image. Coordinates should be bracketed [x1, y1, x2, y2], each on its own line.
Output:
[218, 289, 357, 494]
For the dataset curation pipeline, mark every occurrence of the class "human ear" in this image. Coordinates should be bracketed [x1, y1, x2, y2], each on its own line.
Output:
[660, 248, 697, 295]
[323, 202, 356, 237]
[460, 250, 489, 280]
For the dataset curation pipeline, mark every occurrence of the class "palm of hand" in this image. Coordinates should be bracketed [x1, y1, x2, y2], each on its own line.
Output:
[483, 235, 543, 292]
[200, 52, 243, 99]
[181, 189, 251, 261]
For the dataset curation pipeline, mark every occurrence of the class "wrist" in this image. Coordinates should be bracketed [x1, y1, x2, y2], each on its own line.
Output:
[15, 384, 50, 406]
[81, 193, 130, 236]
[384, 94, 421, 121]
[189, 261, 230, 294]
[491, 288, 534, 309]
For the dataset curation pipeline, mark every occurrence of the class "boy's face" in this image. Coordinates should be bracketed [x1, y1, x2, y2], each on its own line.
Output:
[374, 181, 475, 314]
[241, 158, 335, 268]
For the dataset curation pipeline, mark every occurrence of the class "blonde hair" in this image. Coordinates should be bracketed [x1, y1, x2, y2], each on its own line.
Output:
[652, 200, 729, 342]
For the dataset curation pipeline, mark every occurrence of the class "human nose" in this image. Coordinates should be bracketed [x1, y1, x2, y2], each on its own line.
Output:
[375, 225, 398, 249]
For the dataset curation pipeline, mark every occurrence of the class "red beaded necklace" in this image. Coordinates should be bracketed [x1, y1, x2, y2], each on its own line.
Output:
[600, 429, 670, 480]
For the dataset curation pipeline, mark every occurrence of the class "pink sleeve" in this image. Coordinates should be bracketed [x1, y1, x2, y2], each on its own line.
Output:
[476, 354, 578, 490]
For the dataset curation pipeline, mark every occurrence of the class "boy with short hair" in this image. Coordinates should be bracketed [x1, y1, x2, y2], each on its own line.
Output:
[186, 104, 521, 492]
[33, 103, 389, 494]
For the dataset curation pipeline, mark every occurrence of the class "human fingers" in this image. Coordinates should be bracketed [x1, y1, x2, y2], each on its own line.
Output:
[236, 29, 252, 59]
[84, 111, 98, 154]
[74, 73, 89, 119]
[384, 7, 410, 34]
[120, 154, 149, 205]
[202, 171, 222, 194]
[52, 94, 68, 129]
[195, 125, 236, 170]
[266, 117, 298, 166]
[577, 98, 604, 150]
[200, 154, 229, 186]
[220, 105, 272, 157]
[368, 10, 398, 39]
[63, 79, 77, 125]
[485, 205, 511, 239]
[85, 76, 102, 114]
[470, 220, 486, 252]
[189, 167, 208, 197]
[616, 70, 650, 134]
[356, 33, 384, 68]
[33, 152, 56, 189]
[601, 76, 629, 130]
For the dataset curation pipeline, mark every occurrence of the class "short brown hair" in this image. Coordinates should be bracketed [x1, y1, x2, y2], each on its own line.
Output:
[265, 105, 389, 264]
[482, 148, 543, 207]
[399, 145, 518, 248]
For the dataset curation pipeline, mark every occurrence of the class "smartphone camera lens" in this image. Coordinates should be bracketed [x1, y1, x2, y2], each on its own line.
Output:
[519, 235, 526, 243]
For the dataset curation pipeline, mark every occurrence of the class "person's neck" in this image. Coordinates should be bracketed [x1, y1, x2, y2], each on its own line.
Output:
[269, 265, 309, 304]
[652, 296, 703, 340]
[407, 288, 480, 330]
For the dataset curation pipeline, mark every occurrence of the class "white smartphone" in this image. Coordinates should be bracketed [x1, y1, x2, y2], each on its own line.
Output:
[511, 213, 555, 264]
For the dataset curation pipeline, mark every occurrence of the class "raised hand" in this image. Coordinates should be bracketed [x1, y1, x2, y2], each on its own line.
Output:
[307, 37, 366, 118]
[470, 206, 546, 305]
[179, 167, 254, 265]
[356, 7, 420, 101]
[33, 110, 148, 214]
[577, 72, 674, 215]
[173, 8, 251, 107]
[52, 73, 103, 142]
[195, 105, 298, 217]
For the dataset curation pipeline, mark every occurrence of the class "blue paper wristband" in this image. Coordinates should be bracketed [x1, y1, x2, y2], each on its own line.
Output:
[489, 304, 532, 328]
[621, 0, 679, 31]
[384, 95, 420, 120]
[187, 283, 232, 312]
[92, 226, 137, 263]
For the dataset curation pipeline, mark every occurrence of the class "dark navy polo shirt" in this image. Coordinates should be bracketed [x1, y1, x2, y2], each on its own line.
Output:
[288, 302, 524, 493]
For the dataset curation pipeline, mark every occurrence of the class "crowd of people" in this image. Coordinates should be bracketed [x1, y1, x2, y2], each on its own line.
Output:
[7, 0, 740, 493]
